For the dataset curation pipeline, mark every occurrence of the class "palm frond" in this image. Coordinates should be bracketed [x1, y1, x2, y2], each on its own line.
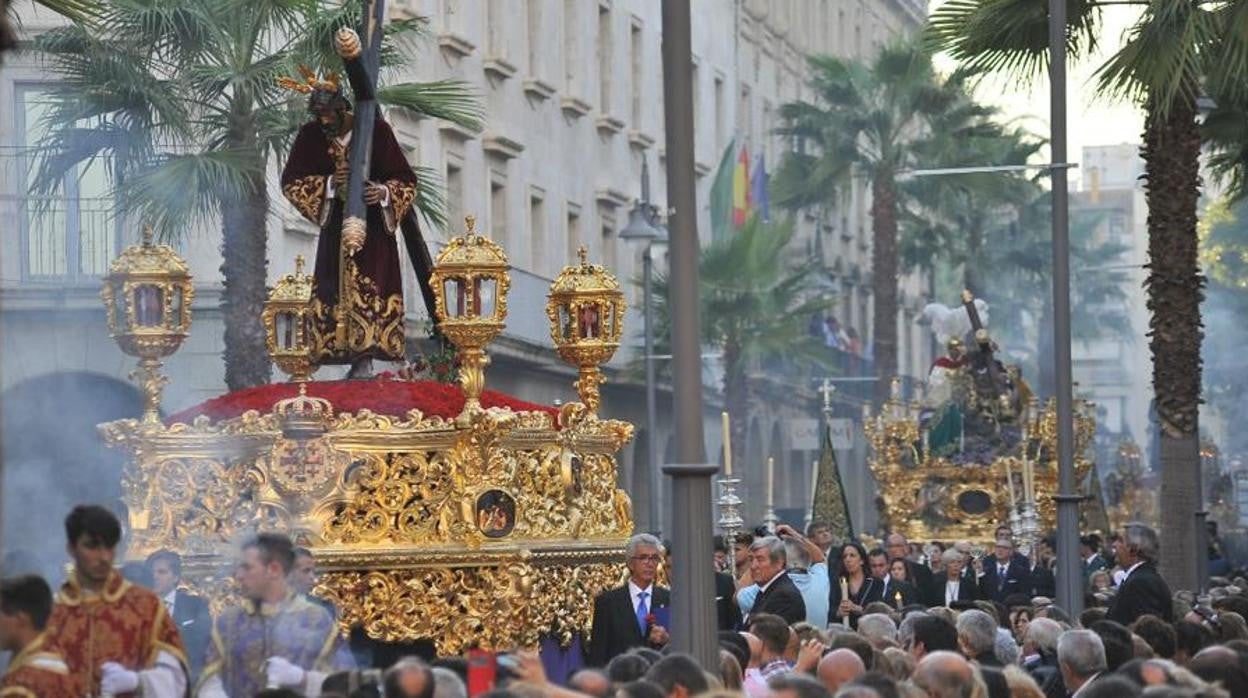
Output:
[377, 81, 484, 132]
[113, 149, 264, 239]
[925, 0, 1101, 85]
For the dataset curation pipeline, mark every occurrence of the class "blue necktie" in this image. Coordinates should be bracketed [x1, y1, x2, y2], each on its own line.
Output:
[636, 591, 650, 635]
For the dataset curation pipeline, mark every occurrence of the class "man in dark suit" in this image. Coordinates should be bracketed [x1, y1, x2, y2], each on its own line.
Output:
[868, 548, 921, 609]
[935, 549, 980, 605]
[587, 534, 670, 666]
[745, 536, 806, 625]
[887, 533, 936, 607]
[979, 538, 1031, 604]
[1107, 524, 1173, 625]
[146, 550, 211, 684]
[1081, 535, 1108, 583]
[715, 569, 742, 631]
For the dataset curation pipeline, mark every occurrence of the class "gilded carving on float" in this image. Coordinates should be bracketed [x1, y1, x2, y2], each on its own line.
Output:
[870, 293, 1100, 547]
[99, 216, 635, 652]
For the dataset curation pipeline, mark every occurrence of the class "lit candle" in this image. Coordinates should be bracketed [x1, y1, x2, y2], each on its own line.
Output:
[811, 460, 820, 498]
[766, 456, 775, 508]
[722, 411, 732, 476]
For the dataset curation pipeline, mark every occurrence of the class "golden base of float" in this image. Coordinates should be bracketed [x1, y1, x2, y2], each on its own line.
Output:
[866, 390, 1102, 545]
[98, 218, 636, 655]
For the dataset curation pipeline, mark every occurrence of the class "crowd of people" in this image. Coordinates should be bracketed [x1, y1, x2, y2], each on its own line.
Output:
[2, 504, 1247, 698]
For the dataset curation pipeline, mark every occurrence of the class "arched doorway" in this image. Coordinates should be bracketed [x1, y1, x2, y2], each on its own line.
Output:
[2, 371, 142, 582]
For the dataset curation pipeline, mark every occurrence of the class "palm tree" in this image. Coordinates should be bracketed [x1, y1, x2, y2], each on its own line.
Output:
[900, 117, 1046, 295]
[649, 216, 835, 521]
[28, 0, 482, 390]
[772, 44, 967, 404]
[929, 0, 1248, 588]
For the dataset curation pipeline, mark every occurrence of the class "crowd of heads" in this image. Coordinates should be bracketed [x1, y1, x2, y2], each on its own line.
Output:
[5, 505, 1248, 698]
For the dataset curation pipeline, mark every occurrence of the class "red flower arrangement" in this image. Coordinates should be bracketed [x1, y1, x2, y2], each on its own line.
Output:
[167, 376, 559, 425]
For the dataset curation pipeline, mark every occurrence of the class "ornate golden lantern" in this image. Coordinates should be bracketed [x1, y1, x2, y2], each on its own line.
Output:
[262, 255, 317, 382]
[546, 247, 626, 413]
[101, 225, 194, 424]
[429, 215, 511, 424]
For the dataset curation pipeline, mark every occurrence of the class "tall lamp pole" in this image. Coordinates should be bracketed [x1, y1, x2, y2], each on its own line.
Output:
[621, 156, 668, 535]
[1049, 0, 1082, 617]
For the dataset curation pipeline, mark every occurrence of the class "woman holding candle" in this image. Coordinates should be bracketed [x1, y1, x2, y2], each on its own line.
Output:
[828, 541, 881, 628]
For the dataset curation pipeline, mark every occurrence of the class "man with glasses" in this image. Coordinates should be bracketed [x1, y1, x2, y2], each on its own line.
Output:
[587, 534, 670, 666]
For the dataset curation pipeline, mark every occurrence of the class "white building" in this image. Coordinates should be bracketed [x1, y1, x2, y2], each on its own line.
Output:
[0, 0, 928, 540]
[1072, 143, 1151, 465]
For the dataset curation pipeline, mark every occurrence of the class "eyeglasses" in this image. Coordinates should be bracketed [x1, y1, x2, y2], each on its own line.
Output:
[630, 555, 662, 564]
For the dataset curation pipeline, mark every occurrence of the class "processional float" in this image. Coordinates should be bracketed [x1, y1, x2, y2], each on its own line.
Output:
[864, 291, 1111, 550]
[98, 216, 636, 655]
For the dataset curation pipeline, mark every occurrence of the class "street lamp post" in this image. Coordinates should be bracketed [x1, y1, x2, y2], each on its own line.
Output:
[621, 155, 669, 535]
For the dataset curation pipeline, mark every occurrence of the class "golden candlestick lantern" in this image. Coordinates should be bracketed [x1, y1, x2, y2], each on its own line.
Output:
[546, 247, 626, 414]
[262, 254, 317, 382]
[100, 225, 194, 424]
[429, 215, 511, 424]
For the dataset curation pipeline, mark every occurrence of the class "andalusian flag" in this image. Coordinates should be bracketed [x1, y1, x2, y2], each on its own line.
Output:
[812, 415, 854, 539]
[732, 144, 750, 227]
[709, 139, 737, 240]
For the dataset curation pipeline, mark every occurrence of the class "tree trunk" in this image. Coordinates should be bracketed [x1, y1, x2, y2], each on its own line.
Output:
[1141, 96, 1203, 592]
[221, 104, 272, 390]
[871, 172, 899, 405]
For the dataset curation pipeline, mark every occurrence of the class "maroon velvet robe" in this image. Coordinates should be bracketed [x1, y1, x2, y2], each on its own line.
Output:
[280, 117, 417, 364]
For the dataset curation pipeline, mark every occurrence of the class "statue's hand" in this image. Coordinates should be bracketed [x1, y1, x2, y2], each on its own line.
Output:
[333, 159, 350, 189]
[364, 181, 388, 205]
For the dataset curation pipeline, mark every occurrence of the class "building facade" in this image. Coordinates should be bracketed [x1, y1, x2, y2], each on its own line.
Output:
[1072, 143, 1152, 467]
[0, 0, 928, 540]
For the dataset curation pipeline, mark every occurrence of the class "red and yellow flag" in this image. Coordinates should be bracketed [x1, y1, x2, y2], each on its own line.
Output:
[731, 144, 750, 227]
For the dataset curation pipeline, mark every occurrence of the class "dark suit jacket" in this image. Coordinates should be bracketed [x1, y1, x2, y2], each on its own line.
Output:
[748, 572, 806, 626]
[1107, 562, 1173, 625]
[1083, 554, 1109, 580]
[936, 576, 981, 604]
[715, 571, 742, 631]
[903, 560, 938, 607]
[878, 578, 922, 609]
[171, 589, 212, 681]
[587, 583, 670, 667]
[1027, 564, 1056, 599]
[979, 558, 1032, 603]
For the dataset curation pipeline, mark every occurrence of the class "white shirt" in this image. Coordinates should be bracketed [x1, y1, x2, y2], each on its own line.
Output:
[945, 579, 960, 605]
[163, 588, 178, 615]
[629, 581, 654, 614]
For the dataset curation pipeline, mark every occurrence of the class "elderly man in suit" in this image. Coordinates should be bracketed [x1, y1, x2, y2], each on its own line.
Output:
[979, 537, 1031, 604]
[146, 549, 211, 686]
[587, 534, 670, 666]
[744, 536, 806, 625]
[1107, 523, 1173, 625]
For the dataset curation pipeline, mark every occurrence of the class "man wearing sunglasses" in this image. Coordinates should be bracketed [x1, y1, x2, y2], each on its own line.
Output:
[587, 534, 671, 666]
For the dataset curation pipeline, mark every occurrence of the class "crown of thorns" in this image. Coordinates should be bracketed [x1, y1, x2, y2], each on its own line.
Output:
[277, 65, 341, 95]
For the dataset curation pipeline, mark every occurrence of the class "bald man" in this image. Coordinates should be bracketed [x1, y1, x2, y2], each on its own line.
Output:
[816, 648, 865, 694]
[912, 651, 976, 698]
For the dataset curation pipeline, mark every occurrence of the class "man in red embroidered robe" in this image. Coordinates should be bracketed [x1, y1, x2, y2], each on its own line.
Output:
[0, 574, 81, 697]
[47, 505, 188, 697]
[280, 73, 418, 378]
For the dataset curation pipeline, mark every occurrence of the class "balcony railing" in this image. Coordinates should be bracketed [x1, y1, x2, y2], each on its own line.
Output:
[1, 193, 118, 282]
